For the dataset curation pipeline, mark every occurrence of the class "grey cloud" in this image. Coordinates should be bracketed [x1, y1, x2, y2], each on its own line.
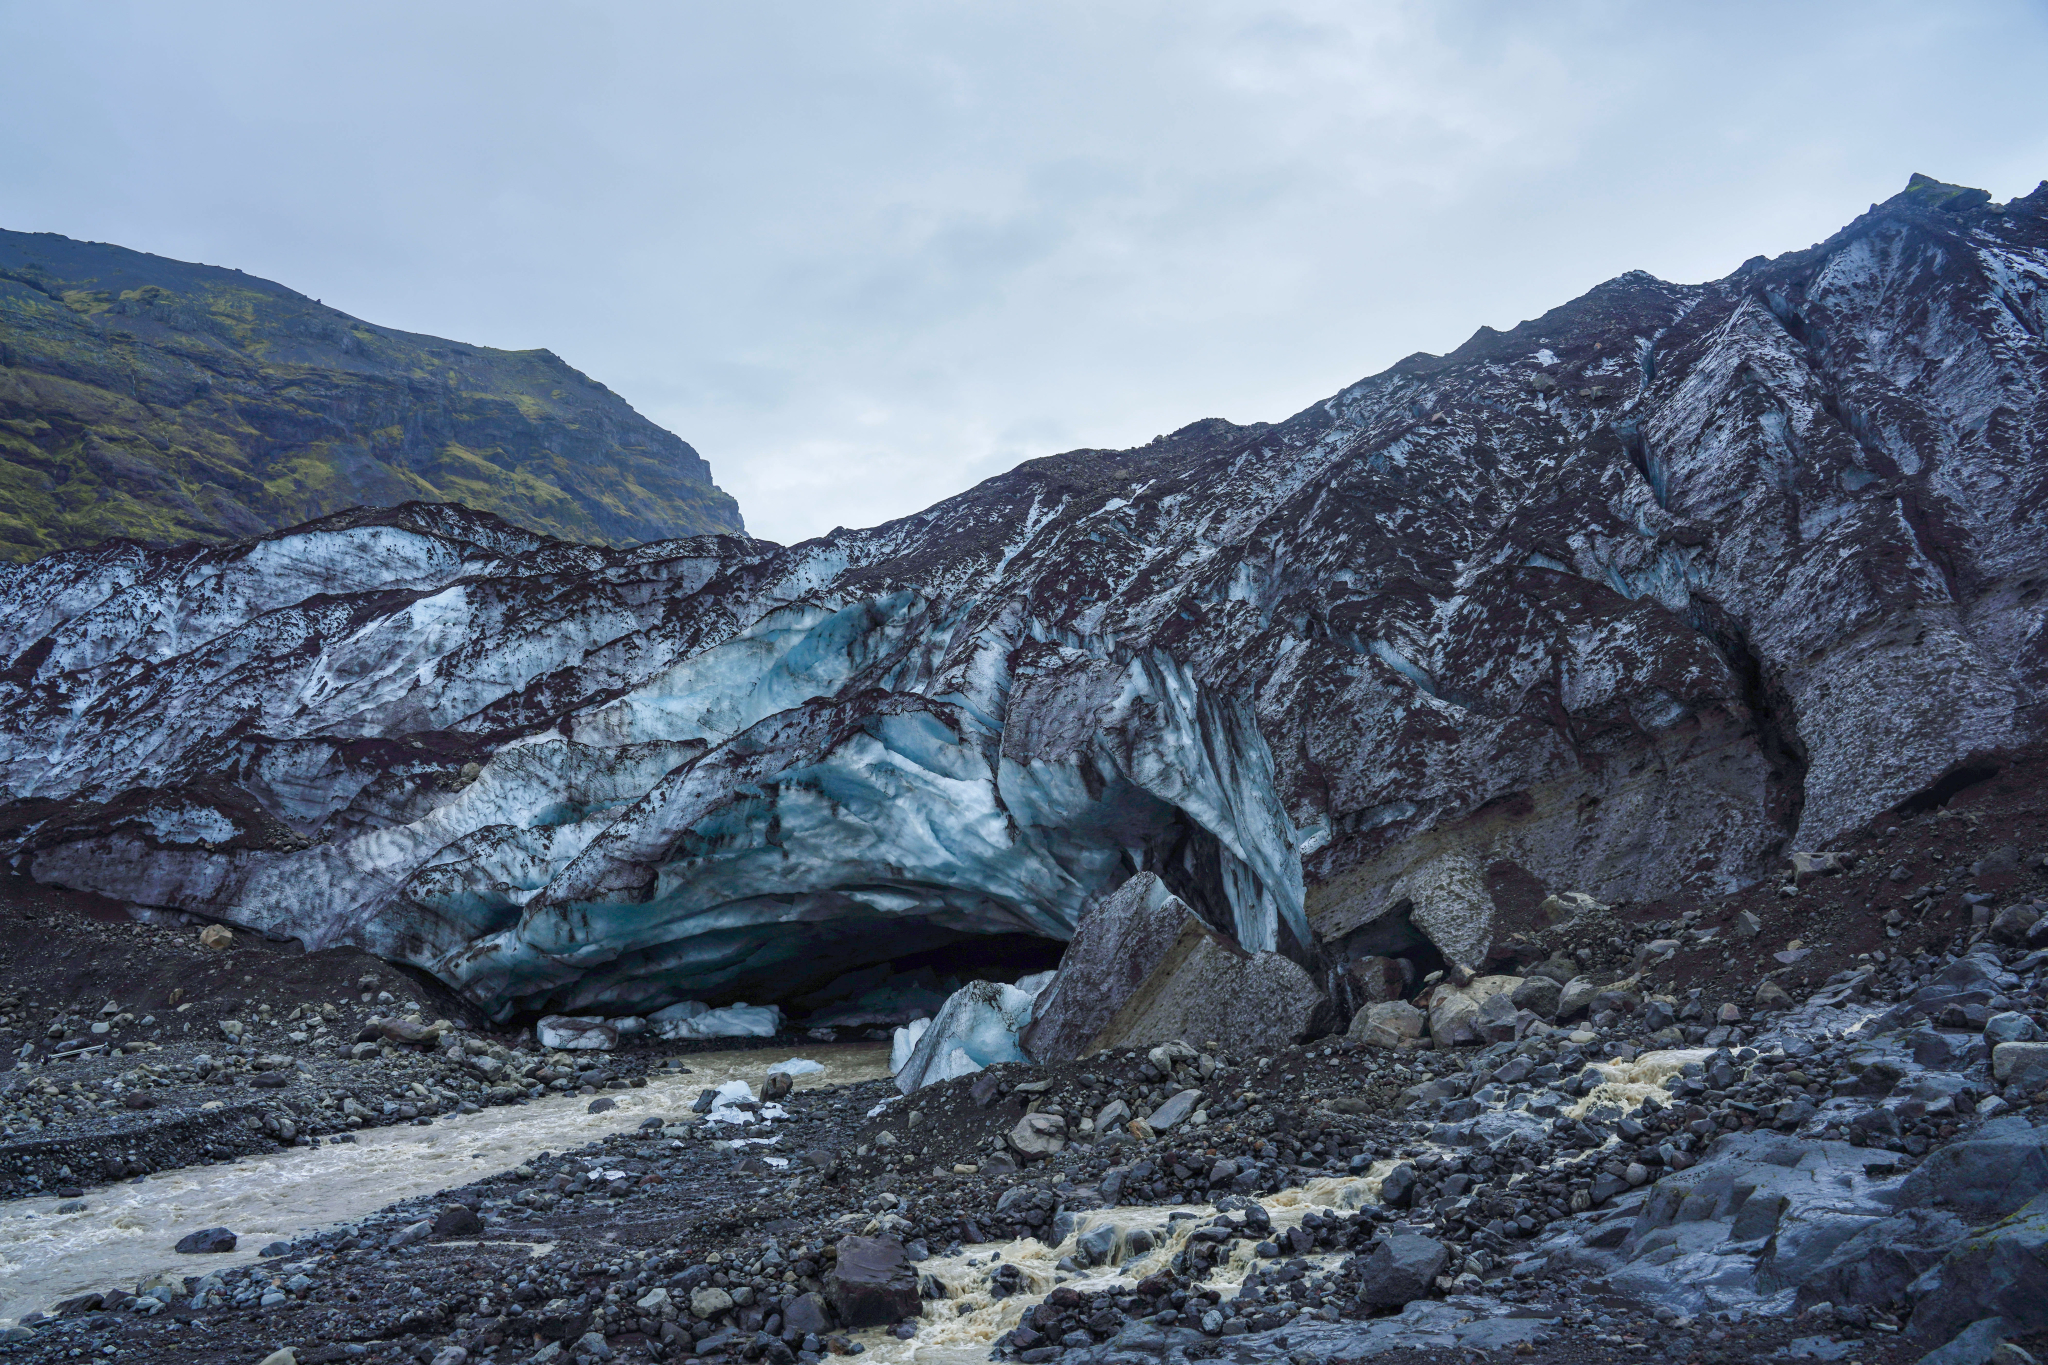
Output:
[1, 0, 2043, 543]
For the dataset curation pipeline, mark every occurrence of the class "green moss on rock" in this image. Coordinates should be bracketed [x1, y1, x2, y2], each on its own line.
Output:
[0, 229, 744, 561]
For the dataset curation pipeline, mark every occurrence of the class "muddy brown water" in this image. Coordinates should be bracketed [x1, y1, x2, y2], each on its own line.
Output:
[0, 1043, 893, 1323]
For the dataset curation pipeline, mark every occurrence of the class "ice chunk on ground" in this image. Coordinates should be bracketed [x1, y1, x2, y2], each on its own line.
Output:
[895, 980, 1042, 1092]
[890, 1017, 932, 1075]
[652, 1002, 781, 1040]
[536, 1015, 617, 1050]
[1016, 970, 1057, 997]
[703, 1078, 789, 1125]
[766, 1058, 825, 1077]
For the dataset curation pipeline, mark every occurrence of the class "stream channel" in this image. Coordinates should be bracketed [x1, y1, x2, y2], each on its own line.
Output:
[0, 1042, 893, 1324]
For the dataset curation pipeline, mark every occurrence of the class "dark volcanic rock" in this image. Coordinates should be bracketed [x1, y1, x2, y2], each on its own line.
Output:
[431, 1203, 483, 1237]
[1356, 1233, 1449, 1306]
[824, 1235, 920, 1328]
[173, 1226, 236, 1254]
[1892, 1122, 2048, 1221]
[1907, 1194, 2048, 1350]
[1022, 872, 1321, 1062]
[782, 1291, 831, 1337]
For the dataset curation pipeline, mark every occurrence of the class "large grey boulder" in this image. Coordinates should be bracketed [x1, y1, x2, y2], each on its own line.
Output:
[1892, 1121, 2048, 1221]
[1986, 1013, 2042, 1046]
[1356, 1234, 1448, 1307]
[1144, 1090, 1203, 1132]
[1556, 976, 1603, 1022]
[1917, 1317, 2016, 1365]
[1906, 1195, 2048, 1350]
[1021, 873, 1320, 1062]
[825, 1236, 921, 1328]
[1350, 999, 1426, 1049]
[1993, 1044, 2048, 1096]
[1792, 1207, 1967, 1311]
[1426, 976, 1518, 1048]
[1008, 1112, 1068, 1155]
[1510, 974, 1563, 1020]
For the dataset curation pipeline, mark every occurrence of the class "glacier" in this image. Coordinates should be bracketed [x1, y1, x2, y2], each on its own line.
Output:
[1, 176, 2044, 1024]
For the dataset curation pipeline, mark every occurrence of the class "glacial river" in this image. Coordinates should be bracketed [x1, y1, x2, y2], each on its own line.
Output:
[0, 1043, 894, 1324]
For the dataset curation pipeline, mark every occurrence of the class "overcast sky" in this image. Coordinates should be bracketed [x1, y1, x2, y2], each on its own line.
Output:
[3, 2, 2044, 544]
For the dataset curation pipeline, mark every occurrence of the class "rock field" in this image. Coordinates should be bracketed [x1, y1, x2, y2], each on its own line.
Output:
[2, 758, 2048, 1365]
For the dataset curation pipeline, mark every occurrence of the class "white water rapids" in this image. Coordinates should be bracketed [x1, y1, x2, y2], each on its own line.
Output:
[0, 1043, 893, 1324]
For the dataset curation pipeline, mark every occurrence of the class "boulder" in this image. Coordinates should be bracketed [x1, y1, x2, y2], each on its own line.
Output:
[173, 1227, 236, 1254]
[689, 1286, 734, 1319]
[825, 1236, 921, 1328]
[1990, 904, 2044, 948]
[1997, 1042, 2048, 1087]
[1356, 1234, 1448, 1306]
[197, 924, 233, 950]
[1474, 990, 1533, 1042]
[1754, 979, 1794, 1010]
[1008, 1112, 1069, 1155]
[432, 1204, 483, 1237]
[1538, 891, 1607, 924]
[1915, 1318, 2016, 1365]
[387, 1219, 432, 1250]
[1350, 999, 1426, 1049]
[1144, 1089, 1203, 1132]
[1906, 1195, 2048, 1350]
[1562, 1132, 1913, 1317]
[1789, 850, 1851, 881]
[783, 1291, 831, 1336]
[1556, 976, 1603, 1021]
[1793, 1207, 1967, 1310]
[1988, 1013, 2043, 1046]
[1510, 974, 1563, 1020]
[1892, 1124, 2048, 1221]
[1021, 873, 1320, 1063]
[1427, 976, 1519, 1048]
[1347, 956, 1408, 1005]
[363, 1017, 443, 1047]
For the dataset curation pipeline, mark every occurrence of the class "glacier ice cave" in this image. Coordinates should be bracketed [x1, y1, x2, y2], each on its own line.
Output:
[0, 522, 1306, 1022]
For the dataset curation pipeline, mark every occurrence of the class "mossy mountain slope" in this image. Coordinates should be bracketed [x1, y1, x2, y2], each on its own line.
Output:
[0, 229, 743, 561]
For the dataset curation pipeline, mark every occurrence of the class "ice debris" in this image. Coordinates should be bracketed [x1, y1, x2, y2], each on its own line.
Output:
[893, 974, 1056, 1093]
[651, 1002, 782, 1040]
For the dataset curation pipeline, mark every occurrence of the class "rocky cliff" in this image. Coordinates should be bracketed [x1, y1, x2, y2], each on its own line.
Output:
[0, 175, 2041, 1021]
[0, 229, 743, 560]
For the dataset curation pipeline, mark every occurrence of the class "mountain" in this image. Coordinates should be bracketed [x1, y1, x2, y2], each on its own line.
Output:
[0, 174, 2041, 1023]
[0, 229, 743, 560]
